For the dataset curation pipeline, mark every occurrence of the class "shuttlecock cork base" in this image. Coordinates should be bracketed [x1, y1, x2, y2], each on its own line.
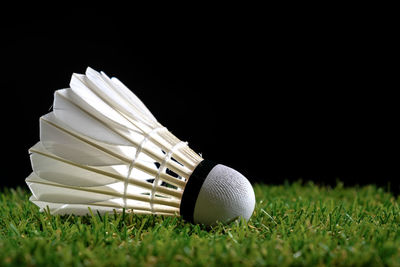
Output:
[181, 160, 255, 225]
[26, 67, 255, 226]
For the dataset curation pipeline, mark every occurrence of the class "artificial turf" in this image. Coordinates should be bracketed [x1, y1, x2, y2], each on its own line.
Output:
[1, 182, 399, 266]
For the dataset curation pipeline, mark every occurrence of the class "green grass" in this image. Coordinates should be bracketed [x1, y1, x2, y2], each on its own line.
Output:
[1, 182, 400, 267]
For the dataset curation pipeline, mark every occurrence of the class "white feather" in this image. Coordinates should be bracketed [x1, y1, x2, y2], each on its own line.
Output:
[27, 173, 179, 212]
[26, 173, 116, 204]
[107, 74, 158, 123]
[29, 199, 121, 216]
[53, 88, 134, 146]
[30, 151, 118, 187]
[40, 113, 128, 166]
[85, 67, 157, 127]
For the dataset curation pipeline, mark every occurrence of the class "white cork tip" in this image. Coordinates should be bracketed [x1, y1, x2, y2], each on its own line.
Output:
[193, 164, 256, 225]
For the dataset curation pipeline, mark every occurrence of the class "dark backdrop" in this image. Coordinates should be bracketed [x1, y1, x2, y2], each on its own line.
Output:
[1, 10, 397, 193]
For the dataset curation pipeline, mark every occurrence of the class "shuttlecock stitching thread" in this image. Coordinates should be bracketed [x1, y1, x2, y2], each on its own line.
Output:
[123, 126, 167, 209]
[150, 141, 188, 213]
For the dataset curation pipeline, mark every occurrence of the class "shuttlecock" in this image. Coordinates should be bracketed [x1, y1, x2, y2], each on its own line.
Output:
[26, 67, 255, 225]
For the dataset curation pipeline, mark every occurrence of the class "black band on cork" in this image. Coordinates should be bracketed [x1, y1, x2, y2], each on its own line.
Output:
[180, 159, 217, 222]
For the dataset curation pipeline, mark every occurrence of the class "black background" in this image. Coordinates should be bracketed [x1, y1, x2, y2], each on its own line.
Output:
[1, 8, 397, 193]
